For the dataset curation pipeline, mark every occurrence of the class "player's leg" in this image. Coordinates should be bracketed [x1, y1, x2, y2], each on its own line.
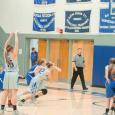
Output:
[103, 98, 111, 115]
[17, 91, 31, 100]
[18, 93, 36, 106]
[0, 89, 9, 114]
[7, 89, 13, 107]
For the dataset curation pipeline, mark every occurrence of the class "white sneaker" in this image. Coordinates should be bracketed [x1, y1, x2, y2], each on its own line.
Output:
[18, 101, 26, 106]
[12, 110, 20, 115]
[17, 95, 20, 101]
[108, 110, 113, 115]
[31, 97, 39, 104]
[0, 110, 4, 115]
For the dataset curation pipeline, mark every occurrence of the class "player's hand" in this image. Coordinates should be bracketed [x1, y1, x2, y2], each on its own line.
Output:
[10, 32, 13, 37]
[107, 78, 110, 84]
[19, 75, 24, 78]
[15, 30, 20, 34]
[84, 68, 87, 72]
[58, 68, 61, 72]
[75, 67, 77, 71]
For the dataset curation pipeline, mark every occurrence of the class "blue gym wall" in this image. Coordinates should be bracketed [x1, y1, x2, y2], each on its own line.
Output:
[92, 45, 115, 86]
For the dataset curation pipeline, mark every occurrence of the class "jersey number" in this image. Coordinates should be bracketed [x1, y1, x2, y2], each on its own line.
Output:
[7, 60, 14, 68]
[39, 68, 45, 74]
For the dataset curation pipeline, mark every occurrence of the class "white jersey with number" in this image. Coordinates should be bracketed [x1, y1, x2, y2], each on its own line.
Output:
[5, 54, 19, 72]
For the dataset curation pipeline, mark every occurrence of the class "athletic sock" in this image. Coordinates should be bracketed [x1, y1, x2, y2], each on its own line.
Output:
[13, 105, 17, 110]
[1, 105, 5, 110]
[111, 106, 114, 111]
[106, 108, 109, 113]
[8, 100, 11, 105]
[21, 99, 25, 102]
[35, 95, 39, 98]
[17, 92, 23, 97]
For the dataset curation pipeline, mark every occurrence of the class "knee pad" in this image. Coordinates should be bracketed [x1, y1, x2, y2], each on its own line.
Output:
[113, 100, 115, 103]
[42, 89, 48, 95]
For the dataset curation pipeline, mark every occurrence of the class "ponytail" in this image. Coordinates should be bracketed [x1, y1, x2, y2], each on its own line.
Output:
[5, 45, 13, 66]
[5, 50, 12, 66]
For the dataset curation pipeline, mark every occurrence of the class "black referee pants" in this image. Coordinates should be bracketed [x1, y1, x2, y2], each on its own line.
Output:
[71, 67, 86, 89]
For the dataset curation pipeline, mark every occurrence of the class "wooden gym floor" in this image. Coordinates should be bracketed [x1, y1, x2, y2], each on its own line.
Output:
[0, 79, 108, 115]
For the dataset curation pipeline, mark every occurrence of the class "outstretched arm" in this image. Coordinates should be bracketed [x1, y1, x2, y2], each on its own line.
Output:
[3, 32, 13, 58]
[54, 66, 61, 72]
[29, 66, 44, 75]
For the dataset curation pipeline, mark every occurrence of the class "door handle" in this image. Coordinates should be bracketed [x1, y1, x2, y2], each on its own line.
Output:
[59, 59, 61, 67]
[57, 59, 59, 67]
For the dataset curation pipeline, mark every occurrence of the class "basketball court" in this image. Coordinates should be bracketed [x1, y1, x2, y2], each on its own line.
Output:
[0, 79, 107, 115]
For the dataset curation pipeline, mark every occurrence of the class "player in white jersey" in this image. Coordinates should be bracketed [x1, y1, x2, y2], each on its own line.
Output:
[18, 62, 60, 106]
[17, 60, 61, 105]
[0, 31, 20, 115]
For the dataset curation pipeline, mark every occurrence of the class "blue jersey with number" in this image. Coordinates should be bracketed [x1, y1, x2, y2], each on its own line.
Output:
[5, 54, 19, 72]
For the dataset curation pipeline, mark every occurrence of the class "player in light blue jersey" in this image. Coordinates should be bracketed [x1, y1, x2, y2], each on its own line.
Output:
[17, 60, 61, 104]
[17, 59, 46, 103]
[18, 61, 61, 106]
[0, 31, 20, 115]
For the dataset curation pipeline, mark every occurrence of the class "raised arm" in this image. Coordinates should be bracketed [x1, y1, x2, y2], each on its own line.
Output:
[3, 32, 13, 58]
[12, 31, 20, 59]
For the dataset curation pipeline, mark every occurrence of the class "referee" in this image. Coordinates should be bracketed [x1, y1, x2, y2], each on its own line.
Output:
[71, 48, 88, 90]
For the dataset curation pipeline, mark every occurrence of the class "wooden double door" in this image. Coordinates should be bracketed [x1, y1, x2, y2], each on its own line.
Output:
[49, 40, 69, 81]
[38, 39, 94, 82]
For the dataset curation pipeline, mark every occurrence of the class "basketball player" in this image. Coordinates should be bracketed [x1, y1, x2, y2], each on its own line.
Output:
[0, 31, 20, 115]
[17, 60, 61, 104]
[103, 58, 115, 115]
[18, 62, 60, 106]
[17, 59, 46, 103]
[104, 59, 115, 115]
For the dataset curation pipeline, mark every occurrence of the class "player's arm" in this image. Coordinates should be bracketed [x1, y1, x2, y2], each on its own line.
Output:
[105, 66, 109, 80]
[111, 65, 115, 80]
[18, 74, 24, 78]
[53, 66, 61, 72]
[29, 66, 44, 74]
[46, 70, 52, 83]
[12, 31, 19, 59]
[0, 67, 3, 71]
[3, 32, 13, 58]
